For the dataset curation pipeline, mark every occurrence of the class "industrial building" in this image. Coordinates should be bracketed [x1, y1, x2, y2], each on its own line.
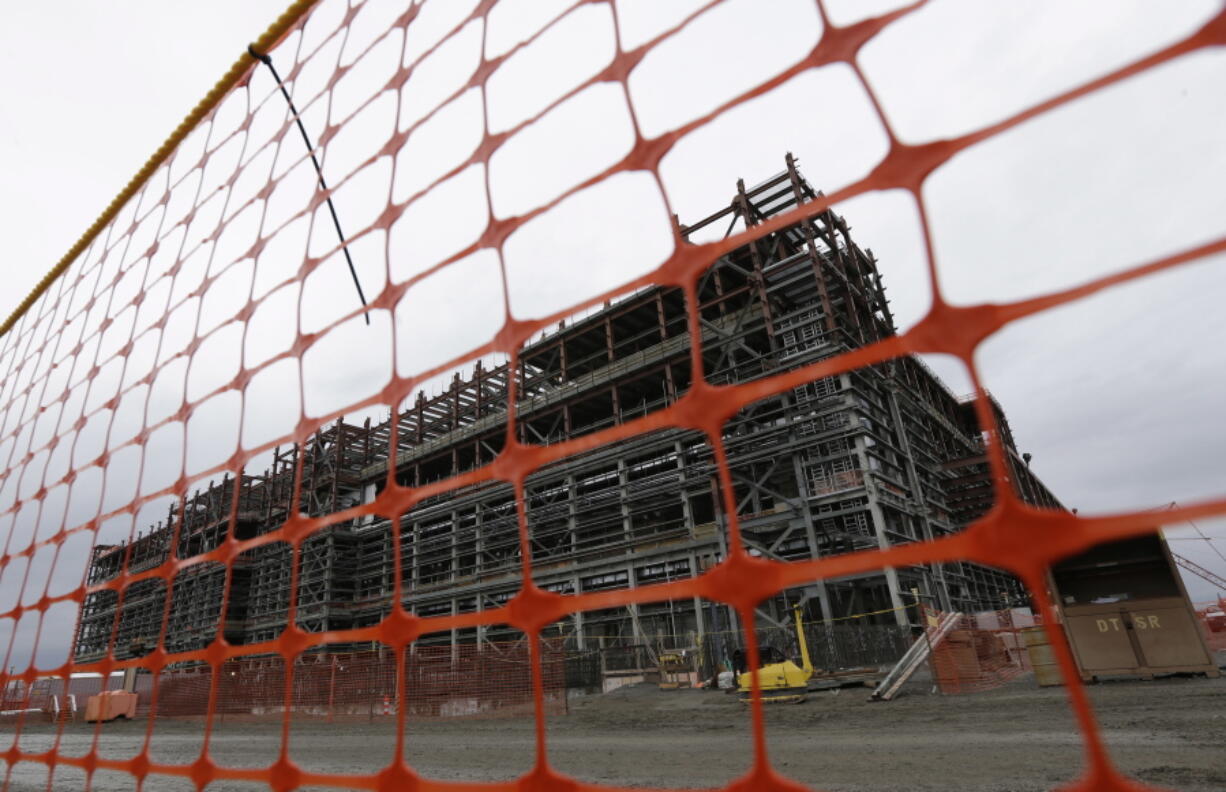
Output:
[74, 156, 1060, 665]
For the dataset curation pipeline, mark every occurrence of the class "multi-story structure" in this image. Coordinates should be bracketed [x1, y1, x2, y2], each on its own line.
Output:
[74, 156, 1060, 664]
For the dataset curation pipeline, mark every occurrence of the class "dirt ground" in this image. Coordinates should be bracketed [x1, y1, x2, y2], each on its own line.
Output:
[3, 675, 1224, 791]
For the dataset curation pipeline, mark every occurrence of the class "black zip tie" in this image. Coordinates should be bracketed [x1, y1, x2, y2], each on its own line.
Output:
[249, 45, 370, 325]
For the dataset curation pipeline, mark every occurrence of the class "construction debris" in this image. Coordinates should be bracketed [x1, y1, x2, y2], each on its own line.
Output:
[870, 611, 962, 701]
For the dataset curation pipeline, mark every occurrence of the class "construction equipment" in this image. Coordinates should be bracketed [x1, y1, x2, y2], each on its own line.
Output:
[736, 604, 814, 704]
[657, 649, 696, 689]
[1172, 551, 1226, 592]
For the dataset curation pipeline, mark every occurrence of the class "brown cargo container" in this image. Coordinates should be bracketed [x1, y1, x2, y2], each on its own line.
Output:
[1051, 534, 1220, 682]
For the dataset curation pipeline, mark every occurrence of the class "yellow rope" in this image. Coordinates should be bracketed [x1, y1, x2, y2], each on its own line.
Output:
[0, 0, 318, 339]
[819, 603, 912, 624]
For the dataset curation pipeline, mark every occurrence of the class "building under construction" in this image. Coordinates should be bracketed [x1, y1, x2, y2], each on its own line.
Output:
[74, 156, 1060, 665]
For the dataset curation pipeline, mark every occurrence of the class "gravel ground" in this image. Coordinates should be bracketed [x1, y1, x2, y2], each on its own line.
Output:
[3, 674, 1223, 791]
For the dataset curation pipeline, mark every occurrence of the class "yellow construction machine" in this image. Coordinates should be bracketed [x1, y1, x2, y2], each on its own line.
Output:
[736, 603, 814, 704]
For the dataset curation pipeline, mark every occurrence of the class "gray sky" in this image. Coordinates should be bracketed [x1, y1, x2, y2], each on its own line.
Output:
[1, 0, 1224, 673]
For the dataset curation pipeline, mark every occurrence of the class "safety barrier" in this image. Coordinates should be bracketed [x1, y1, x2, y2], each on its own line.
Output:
[2, 1, 1224, 790]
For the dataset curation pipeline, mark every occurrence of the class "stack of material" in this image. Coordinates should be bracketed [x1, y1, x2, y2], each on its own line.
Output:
[870, 610, 963, 701]
[84, 690, 137, 723]
[930, 630, 982, 692]
[930, 614, 1033, 694]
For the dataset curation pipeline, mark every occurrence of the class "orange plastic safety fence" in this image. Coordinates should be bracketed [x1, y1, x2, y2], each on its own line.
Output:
[925, 608, 1035, 696]
[3, 642, 562, 724]
[1, 1, 1225, 791]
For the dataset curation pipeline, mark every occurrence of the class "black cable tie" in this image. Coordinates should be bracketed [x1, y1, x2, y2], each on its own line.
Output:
[247, 45, 272, 66]
[249, 45, 371, 325]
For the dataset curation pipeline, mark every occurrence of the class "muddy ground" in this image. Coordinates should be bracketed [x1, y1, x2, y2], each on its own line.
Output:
[3, 675, 1224, 791]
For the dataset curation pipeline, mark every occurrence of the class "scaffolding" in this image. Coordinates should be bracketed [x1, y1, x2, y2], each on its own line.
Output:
[75, 156, 1061, 665]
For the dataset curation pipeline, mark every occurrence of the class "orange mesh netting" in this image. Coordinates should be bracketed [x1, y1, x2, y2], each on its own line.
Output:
[924, 607, 1035, 695]
[13, 641, 564, 723]
[1, 1, 1225, 791]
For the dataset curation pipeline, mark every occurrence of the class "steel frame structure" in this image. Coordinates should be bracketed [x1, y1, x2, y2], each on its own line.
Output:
[75, 156, 1060, 664]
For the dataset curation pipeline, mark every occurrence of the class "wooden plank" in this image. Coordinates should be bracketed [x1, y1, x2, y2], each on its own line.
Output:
[870, 611, 962, 701]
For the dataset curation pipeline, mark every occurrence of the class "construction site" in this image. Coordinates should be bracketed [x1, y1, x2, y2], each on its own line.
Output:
[4, 1, 1226, 790]
[9, 123, 1226, 792]
[70, 157, 1066, 689]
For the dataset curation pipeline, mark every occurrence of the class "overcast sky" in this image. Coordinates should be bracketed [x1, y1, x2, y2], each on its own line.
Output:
[1, 0, 1224, 673]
